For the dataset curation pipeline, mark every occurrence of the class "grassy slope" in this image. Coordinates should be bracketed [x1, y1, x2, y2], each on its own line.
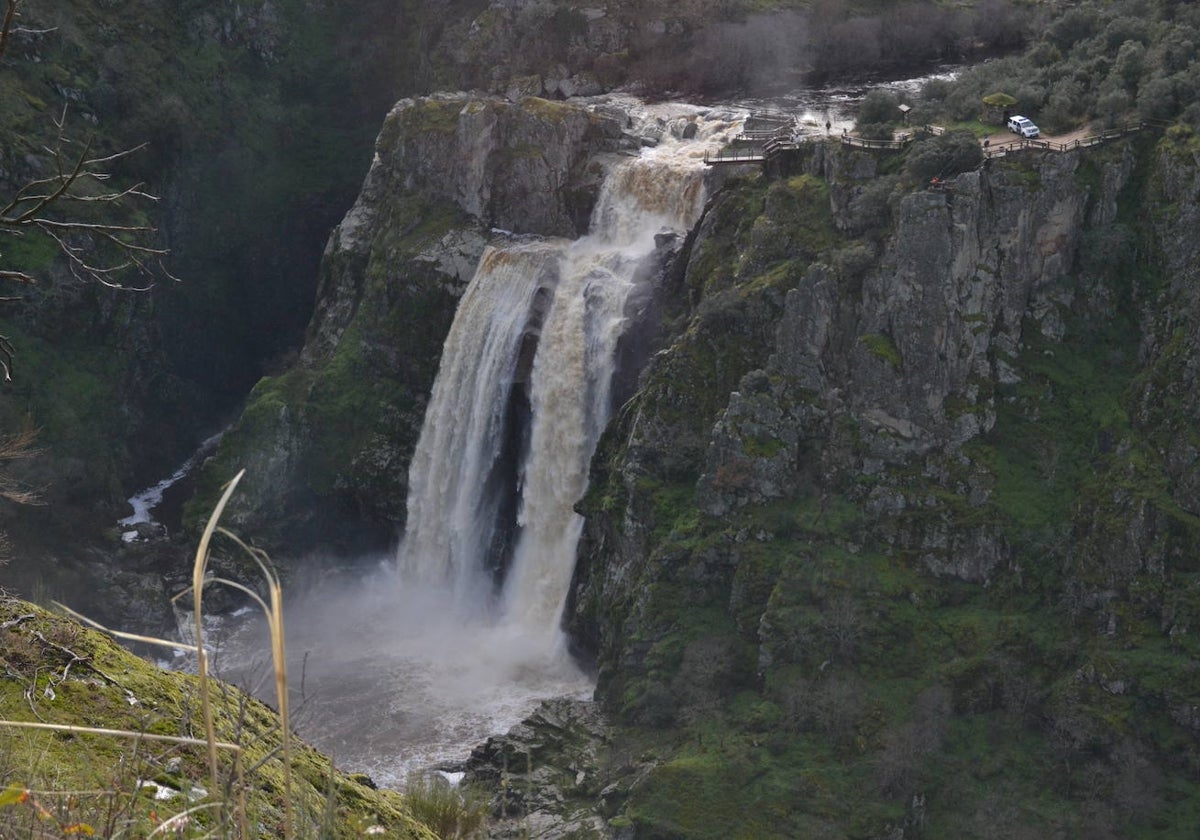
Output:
[0, 594, 438, 839]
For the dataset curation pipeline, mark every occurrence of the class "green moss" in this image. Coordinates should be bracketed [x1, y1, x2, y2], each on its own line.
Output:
[859, 332, 902, 368]
[0, 318, 128, 491]
[629, 755, 767, 838]
[519, 95, 576, 124]
[372, 195, 467, 261]
[741, 433, 783, 458]
[966, 322, 1134, 534]
[0, 597, 436, 839]
[399, 98, 463, 137]
[503, 142, 544, 161]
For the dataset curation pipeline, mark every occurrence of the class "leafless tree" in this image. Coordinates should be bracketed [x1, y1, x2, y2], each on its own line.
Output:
[0, 0, 166, 530]
[0, 0, 175, 382]
[0, 109, 171, 289]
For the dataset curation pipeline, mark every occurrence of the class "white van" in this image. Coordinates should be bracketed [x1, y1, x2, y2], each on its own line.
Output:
[1007, 115, 1040, 138]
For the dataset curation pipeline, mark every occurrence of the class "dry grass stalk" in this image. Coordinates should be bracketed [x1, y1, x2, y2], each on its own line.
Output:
[207, 528, 293, 839]
[0, 719, 242, 752]
[186, 470, 246, 805]
[2, 469, 312, 838]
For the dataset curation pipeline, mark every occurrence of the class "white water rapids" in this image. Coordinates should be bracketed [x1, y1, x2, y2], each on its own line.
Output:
[210, 101, 742, 787]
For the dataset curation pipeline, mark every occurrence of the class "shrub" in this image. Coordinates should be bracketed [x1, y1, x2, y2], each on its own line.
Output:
[1096, 86, 1134, 127]
[848, 175, 901, 236]
[904, 130, 983, 183]
[1043, 76, 1090, 132]
[1048, 7, 1101, 51]
[856, 122, 895, 142]
[857, 88, 901, 128]
[404, 775, 488, 839]
[833, 243, 877, 279]
[1137, 74, 1177, 120]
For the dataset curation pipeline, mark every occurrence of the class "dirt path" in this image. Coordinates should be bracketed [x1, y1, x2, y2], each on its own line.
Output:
[982, 124, 1094, 148]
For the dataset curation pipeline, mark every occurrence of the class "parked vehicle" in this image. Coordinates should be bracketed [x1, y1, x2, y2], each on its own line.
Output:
[1007, 115, 1040, 138]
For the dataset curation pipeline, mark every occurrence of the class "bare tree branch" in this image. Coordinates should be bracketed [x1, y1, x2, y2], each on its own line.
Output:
[0, 0, 20, 60]
[0, 107, 173, 293]
[0, 0, 54, 61]
[2, 11, 174, 293]
[0, 1, 173, 399]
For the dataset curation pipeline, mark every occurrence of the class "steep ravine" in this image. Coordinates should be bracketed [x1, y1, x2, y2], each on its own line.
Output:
[0, 0, 428, 619]
[197, 83, 1200, 834]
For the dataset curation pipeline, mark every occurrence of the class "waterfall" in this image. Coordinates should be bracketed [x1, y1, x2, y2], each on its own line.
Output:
[397, 242, 562, 605]
[204, 103, 747, 786]
[398, 106, 740, 643]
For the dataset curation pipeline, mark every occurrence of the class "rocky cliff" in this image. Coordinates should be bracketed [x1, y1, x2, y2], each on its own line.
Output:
[187, 94, 628, 551]
[199, 87, 1200, 833]
[557, 133, 1200, 836]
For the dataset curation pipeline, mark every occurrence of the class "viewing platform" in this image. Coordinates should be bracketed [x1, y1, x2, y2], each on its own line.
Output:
[705, 117, 1167, 167]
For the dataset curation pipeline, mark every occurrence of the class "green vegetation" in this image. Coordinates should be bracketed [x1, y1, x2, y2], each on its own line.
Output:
[0, 0, 428, 542]
[859, 332, 902, 369]
[903, 129, 983, 182]
[854, 88, 905, 141]
[402, 775, 488, 839]
[572, 130, 1200, 838]
[918, 0, 1200, 130]
[0, 485, 438, 839]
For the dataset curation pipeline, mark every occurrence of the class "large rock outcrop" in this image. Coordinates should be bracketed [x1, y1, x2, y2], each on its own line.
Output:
[566, 135, 1200, 836]
[187, 95, 624, 553]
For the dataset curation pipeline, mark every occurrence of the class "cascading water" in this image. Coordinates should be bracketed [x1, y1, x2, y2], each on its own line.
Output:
[399, 112, 726, 643]
[397, 242, 563, 606]
[500, 148, 712, 636]
[214, 102, 743, 787]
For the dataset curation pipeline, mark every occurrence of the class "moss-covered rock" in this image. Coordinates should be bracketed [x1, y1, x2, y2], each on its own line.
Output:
[186, 94, 623, 554]
[564, 137, 1200, 837]
[0, 595, 437, 838]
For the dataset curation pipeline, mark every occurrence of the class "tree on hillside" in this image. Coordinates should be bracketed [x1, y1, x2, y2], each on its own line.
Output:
[0, 0, 171, 535]
[0, 0, 173, 381]
[905, 129, 983, 182]
[856, 88, 903, 140]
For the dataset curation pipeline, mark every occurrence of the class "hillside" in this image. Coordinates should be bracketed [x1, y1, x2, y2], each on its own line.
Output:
[0, 593, 440, 838]
[3, 0, 1200, 837]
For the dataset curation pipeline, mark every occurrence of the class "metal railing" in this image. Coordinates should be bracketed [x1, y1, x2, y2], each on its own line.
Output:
[983, 120, 1168, 158]
[707, 118, 1169, 167]
[704, 146, 768, 164]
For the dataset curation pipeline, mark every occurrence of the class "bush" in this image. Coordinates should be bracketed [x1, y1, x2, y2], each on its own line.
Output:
[904, 130, 983, 183]
[1043, 76, 1090, 132]
[405, 775, 489, 839]
[857, 88, 901, 128]
[848, 175, 901, 236]
[856, 122, 895, 142]
[1137, 74, 1177, 120]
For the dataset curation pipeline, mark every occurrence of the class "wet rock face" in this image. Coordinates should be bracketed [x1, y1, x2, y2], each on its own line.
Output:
[464, 698, 616, 839]
[378, 94, 624, 240]
[189, 95, 627, 554]
[571, 144, 1150, 698]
